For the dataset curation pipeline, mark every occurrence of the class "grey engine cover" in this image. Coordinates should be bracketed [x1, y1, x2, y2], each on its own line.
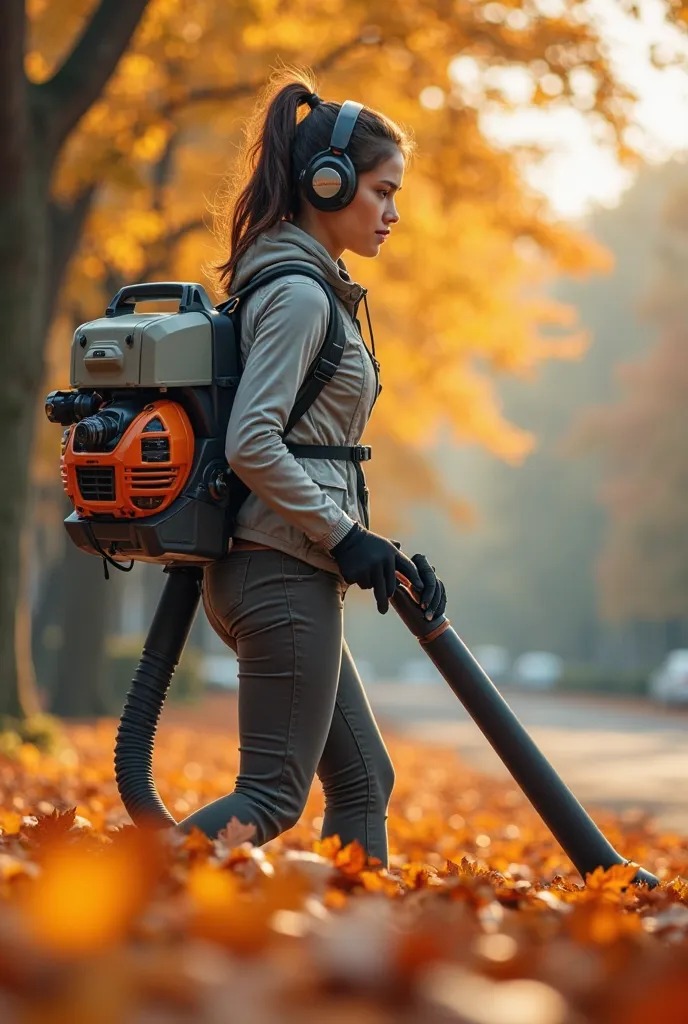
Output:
[70, 310, 213, 388]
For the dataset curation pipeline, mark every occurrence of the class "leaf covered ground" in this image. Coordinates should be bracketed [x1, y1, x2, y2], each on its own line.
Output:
[1, 699, 688, 1023]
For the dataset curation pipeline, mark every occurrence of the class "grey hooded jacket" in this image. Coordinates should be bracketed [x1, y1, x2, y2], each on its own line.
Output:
[225, 220, 380, 575]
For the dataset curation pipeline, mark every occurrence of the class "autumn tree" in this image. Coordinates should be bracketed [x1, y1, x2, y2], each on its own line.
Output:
[423, 161, 687, 665]
[15, 0, 688, 717]
[575, 176, 688, 625]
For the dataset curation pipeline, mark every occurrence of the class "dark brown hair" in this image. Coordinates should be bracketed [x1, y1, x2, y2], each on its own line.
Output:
[212, 67, 415, 294]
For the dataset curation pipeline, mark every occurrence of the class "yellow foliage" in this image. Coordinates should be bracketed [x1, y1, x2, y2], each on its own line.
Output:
[131, 123, 171, 162]
[24, 50, 51, 83]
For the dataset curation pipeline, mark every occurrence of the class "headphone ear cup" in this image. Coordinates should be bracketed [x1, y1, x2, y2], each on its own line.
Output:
[300, 151, 358, 212]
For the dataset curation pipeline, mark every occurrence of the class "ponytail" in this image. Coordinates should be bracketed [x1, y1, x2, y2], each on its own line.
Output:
[213, 66, 415, 294]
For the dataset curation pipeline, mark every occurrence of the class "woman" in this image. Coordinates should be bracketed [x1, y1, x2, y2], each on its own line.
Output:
[177, 73, 446, 869]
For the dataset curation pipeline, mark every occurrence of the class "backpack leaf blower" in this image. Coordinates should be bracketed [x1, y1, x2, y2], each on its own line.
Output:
[46, 277, 658, 886]
[46, 270, 348, 827]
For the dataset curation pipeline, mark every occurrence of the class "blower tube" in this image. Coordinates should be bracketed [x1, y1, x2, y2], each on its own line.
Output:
[114, 565, 203, 829]
[390, 578, 658, 888]
[114, 563, 658, 887]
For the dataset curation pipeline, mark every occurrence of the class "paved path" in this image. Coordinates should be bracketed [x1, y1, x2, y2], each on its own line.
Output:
[366, 683, 688, 834]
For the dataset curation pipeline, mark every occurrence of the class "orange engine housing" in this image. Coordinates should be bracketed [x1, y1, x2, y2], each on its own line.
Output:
[61, 400, 195, 519]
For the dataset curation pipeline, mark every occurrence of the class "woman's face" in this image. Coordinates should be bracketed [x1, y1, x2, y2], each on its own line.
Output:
[307, 148, 405, 261]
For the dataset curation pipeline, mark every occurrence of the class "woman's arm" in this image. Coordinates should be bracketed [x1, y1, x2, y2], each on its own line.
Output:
[225, 277, 356, 549]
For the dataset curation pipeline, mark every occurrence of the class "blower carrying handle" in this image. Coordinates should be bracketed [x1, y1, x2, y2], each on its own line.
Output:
[105, 282, 216, 317]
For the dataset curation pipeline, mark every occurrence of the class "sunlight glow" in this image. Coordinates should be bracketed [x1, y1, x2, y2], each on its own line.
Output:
[449, 0, 688, 219]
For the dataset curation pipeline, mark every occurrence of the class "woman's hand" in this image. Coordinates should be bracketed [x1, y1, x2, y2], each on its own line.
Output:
[410, 553, 446, 621]
[331, 524, 425, 614]
[392, 543, 447, 621]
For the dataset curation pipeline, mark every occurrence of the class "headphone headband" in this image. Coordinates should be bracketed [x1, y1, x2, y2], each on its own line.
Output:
[329, 100, 364, 153]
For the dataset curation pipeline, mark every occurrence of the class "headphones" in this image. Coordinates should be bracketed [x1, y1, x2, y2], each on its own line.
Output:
[298, 100, 363, 213]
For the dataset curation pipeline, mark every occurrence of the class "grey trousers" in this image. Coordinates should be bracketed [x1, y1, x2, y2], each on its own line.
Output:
[176, 547, 395, 867]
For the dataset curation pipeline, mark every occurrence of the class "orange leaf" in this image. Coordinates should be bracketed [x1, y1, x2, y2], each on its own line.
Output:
[18, 828, 161, 956]
[215, 817, 257, 851]
[0, 811, 23, 836]
[334, 840, 368, 877]
[24, 807, 77, 847]
[313, 835, 342, 860]
[181, 827, 214, 860]
[359, 870, 402, 896]
[584, 863, 639, 897]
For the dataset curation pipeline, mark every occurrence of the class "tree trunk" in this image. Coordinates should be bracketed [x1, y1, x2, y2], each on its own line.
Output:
[32, 490, 125, 719]
[15, 519, 42, 717]
[0, 0, 148, 719]
[0, 106, 51, 717]
[49, 523, 122, 718]
[0, 356, 47, 718]
[31, 536, 67, 699]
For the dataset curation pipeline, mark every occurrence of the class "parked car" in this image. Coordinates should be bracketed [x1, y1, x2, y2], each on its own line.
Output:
[648, 649, 688, 706]
[473, 645, 510, 684]
[511, 651, 563, 691]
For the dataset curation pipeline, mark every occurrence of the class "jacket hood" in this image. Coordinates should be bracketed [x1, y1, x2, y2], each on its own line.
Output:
[230, 220, 365, 316]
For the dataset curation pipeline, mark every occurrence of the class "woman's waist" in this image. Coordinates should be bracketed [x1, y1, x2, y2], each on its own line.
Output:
[229, 531, 346, 581]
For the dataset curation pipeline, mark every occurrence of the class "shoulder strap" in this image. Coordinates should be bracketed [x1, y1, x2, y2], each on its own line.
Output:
[216, 263, 347, 440]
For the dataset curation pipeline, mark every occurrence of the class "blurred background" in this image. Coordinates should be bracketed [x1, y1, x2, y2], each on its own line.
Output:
[3, 0, 688, 737]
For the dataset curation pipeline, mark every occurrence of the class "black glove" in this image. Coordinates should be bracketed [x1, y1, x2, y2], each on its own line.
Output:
[393, 542, 446, 620]
[409, 551, 447, 622]
[331, 523, 425, 615]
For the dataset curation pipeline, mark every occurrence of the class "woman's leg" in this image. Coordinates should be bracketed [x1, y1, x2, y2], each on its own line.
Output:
[176, 549, 345, 843]
[316, 640, 395, 868]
